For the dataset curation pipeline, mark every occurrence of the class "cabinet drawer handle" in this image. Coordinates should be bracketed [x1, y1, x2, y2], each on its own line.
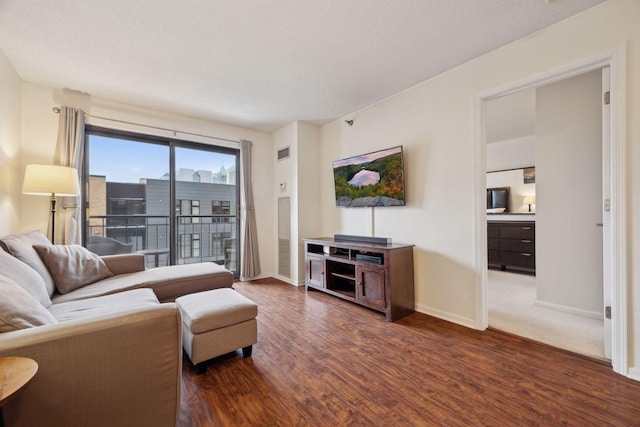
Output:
[521, 227, 532, 230]
[521, 240, 532, 243]
[521, 253, 532, 257]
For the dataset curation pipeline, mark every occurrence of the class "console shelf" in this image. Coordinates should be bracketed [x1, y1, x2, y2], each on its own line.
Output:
[304, 237, 415, 321]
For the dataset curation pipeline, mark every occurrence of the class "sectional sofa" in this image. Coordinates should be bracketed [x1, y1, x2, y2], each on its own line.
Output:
[0, 230, 234, 427]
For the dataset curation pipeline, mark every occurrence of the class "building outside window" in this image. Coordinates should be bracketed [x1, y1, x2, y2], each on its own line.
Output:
[180, 233, 201, 258]
[85, 127, 240, 275]
[178, 199, 200, 224]
[212, 200, 231, 223]
[211, 231, 231, 256]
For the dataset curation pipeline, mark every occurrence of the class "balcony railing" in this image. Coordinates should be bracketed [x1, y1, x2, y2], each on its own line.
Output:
[86, 214, 237, 272]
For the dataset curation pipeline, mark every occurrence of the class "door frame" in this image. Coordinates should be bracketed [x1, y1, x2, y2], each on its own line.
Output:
[473, 44, 628, 376]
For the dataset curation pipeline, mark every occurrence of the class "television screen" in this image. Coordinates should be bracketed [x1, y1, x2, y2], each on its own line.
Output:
[332, 146, 405, 207]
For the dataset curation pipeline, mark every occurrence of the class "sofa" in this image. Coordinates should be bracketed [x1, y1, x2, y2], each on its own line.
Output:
[0, 230, 234, 427]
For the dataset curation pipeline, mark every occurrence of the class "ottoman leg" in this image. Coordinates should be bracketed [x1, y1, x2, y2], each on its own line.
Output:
[195, 362, 207, 374]
[242, 345, 253, 358]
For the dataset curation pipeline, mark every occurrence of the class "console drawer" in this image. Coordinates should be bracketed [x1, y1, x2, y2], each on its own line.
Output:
[500, 238, 535, 252]
[488, 238, 500, 251]
[500, 250, 535, 269]
[487, 220, 536, 274]
[500, 225, 535, 239]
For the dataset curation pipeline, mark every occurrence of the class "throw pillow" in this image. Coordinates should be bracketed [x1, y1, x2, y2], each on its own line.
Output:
[33, 244, 114, 295]
[0, 275, 57, 333]
[0, 249, 52, 308]
[0, 230, 57, 297]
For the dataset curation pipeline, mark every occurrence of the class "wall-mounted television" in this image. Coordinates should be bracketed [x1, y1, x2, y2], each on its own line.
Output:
[332, 146, 405, 208]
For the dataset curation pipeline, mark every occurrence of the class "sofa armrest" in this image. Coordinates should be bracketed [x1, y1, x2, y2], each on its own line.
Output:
[0, 304, 182, 427]
[101, 253, 146, 275]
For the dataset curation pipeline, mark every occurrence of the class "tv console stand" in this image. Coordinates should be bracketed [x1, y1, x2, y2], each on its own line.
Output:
[304, 237, 415, 321]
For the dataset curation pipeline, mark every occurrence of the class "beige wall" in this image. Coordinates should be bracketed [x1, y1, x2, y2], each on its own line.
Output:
[272, 122, 297, 283]
[2, 0, 640, 378]
[296, 122, 321, 283]
[318, 0, 640, 376]
[271, 120, 321, 284]
[0, 50, 22, 235]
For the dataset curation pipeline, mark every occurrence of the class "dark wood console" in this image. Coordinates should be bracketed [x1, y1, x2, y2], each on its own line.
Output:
[304, 237, 415, 321]
[488, 221, 535, 275]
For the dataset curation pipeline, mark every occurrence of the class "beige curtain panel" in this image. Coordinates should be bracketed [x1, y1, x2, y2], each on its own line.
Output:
[54, 106, 85, 245]
[240, 139, 261, 280]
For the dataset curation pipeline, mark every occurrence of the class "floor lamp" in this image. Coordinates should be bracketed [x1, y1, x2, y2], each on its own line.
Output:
[23, 165, 81, 244]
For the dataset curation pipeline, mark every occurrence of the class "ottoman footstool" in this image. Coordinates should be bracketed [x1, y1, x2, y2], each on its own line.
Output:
[176, 288, 258, 373]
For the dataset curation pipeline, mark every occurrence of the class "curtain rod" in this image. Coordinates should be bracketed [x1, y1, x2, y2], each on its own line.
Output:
[52, 106, 240, 145]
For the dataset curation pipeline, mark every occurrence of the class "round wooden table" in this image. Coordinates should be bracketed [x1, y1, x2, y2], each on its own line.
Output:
[0, 357, 38, 427]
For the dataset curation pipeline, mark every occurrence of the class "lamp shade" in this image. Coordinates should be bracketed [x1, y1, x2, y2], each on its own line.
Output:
[23, 165, 80, 196]
[523, 196, 536, 205]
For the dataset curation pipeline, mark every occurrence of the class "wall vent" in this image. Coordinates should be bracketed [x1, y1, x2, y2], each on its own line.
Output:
[277, 146, 290, 161]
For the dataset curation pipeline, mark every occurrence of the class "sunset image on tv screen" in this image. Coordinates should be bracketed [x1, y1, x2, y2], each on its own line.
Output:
[332, 146, 405, 208]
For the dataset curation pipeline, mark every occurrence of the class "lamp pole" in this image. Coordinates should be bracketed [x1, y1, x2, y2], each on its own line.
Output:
[50, 194, 57, 244]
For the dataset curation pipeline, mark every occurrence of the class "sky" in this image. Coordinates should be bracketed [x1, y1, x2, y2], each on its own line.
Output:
[88, 135, 236, 183]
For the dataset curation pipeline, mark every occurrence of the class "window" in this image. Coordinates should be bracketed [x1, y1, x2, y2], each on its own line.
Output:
[85, 126, 240, 275]
[212, 200, 231, 223]
[177, 199, 200, 224]
[180, 233, 200, 258]
[211, 232, 231, 256]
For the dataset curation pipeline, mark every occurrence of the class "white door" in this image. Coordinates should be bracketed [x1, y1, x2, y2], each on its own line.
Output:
[602, 66, 612, 360]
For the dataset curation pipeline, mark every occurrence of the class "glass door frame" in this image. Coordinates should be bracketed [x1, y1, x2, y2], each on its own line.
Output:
[83, 125, 241, 277]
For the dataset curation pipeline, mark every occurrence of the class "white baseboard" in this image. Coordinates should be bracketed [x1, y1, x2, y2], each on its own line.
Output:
[272, 274, 304, 286]
[415, 302, 477, 330]
[535, 300, 603, 320]
[238, 273, 273, 281]
[627, 367, 640, 382]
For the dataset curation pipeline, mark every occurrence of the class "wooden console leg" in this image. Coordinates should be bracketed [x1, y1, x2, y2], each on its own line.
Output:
[242, 345, 253, 357]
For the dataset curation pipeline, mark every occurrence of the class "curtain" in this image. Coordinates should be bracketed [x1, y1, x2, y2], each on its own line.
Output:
[239, 139, 261, 280]
[54, 106, 85, 244]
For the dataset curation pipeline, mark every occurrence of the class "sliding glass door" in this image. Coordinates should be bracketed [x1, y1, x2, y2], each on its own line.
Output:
[84, 127, 240, 276]
[174, 146, 239, 271]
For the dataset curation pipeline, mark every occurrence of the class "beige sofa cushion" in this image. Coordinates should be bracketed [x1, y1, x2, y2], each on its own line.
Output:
[33, 244, 114, 294]
[0, 230, 56, 296]
[176, 288, 258, 333]
[0, 248, 52, 308]
[0, 275, 57, 332]
[51, 262, 233, 304]
[49, 288, 159, 322]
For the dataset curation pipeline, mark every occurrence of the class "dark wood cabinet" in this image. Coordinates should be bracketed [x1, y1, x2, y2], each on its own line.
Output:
[487, 221, 535, 275]
[306, 254, 325, 288]
[304, 238, 415, 321]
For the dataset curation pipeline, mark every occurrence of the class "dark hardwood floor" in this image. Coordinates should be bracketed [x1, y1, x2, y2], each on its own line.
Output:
[180, 279, 640, 426]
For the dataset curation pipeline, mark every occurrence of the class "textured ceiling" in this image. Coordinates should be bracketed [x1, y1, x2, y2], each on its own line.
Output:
[0, 0, 604, 132]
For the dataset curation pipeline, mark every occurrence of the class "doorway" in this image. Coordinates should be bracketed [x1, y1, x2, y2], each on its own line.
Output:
[474, 46, 628, 375]
[485, 71, 605, 360]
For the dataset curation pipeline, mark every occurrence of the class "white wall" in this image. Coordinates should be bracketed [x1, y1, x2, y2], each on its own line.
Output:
[0, 50, 22, 236]
[318, 0, 640, 371]
[17, 83, 275, 277]
[536, 69, 603, 315]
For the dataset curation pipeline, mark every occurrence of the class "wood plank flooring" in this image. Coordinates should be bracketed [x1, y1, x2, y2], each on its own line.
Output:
[179, 279, 640, 426]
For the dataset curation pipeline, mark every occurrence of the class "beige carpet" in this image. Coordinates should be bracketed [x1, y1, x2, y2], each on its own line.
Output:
[488, 270, 606, 360]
